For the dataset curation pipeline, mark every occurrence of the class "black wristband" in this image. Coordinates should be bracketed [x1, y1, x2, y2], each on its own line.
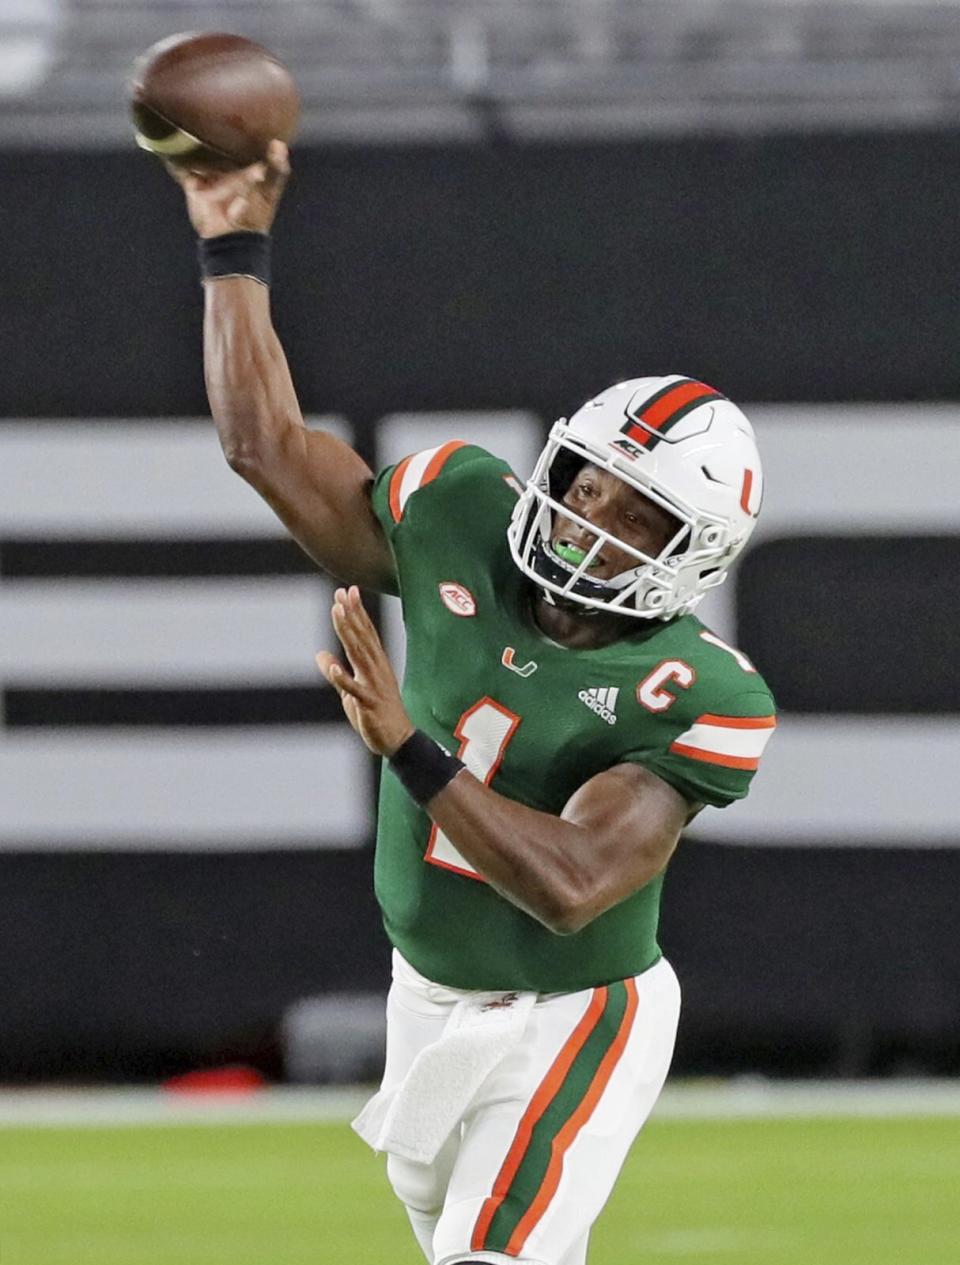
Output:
[388, 729, 465, 808]
[198, 231, 271, 286]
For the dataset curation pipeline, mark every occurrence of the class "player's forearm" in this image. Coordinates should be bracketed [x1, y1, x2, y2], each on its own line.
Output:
[427, 776, 607, 935]
[202, 276, 304, 473]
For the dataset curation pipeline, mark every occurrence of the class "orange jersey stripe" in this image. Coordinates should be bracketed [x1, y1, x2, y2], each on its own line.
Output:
[420, 439, 467, 488]
[470, 987, 609, 1251]
[387, 455, 413, 523]
[504, 978, 640, 1255]
[669, 741, 760, 771]
[696, 713, 776, 730]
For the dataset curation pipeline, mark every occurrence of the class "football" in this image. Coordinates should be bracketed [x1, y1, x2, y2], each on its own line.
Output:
[130, 32, 299, 170]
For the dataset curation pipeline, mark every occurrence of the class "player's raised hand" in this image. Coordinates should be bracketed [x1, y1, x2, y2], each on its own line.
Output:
[316, 587, 414, 757]
[165, 138, 290, 238]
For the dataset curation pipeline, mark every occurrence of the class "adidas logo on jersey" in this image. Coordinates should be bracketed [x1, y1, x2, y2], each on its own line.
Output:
[578, 686, 619, 725]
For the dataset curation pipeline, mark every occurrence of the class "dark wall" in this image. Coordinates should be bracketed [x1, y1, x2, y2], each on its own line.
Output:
[3, 131, 958, 1080]
[4, 131, 960, 421]
[2, 844, 956, 1081]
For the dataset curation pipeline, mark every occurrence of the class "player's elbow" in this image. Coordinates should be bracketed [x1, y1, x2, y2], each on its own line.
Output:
[547, 891, 605, 935]
[221, 435, 267, 482]
[541, 853, 670, 936]
[216, 406, 277, 470]
[543, 908, 590, 936]
[222, 438, 287, 502]
[222, 419, 303, 490]
[535, 876, 598, 936]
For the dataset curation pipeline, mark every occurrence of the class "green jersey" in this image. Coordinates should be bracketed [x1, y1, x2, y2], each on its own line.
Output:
[370, 442, 776, 993]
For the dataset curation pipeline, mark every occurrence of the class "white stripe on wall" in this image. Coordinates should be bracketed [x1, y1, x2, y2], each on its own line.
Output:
[699, 408, 960, 639]
[1, 578, 331, 684]
[688, 716, 960, 846]
[0, 727, 369, 848]
[0, 418, 348, 536]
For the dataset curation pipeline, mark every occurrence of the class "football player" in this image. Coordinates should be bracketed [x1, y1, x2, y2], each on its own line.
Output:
[167, 141, 776, 1265]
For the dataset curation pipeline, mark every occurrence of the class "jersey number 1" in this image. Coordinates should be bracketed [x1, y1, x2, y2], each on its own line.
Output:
[425, 697, 521, 881]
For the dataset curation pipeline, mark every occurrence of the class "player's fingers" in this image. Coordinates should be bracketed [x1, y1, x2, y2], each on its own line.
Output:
[343, 586, 389, 661]
[332, 591, 378, 672]
[315, 652, 373, 704]
[267, 139, 290, 173]
[331, 602, 381, 686]
[265, 138, 291, 183]
[340, 693, 363, 734]
[164, 164, 211, 200]
[316, 654, 366, 739]
[314, 650, 339, 682]
[315, 649, 353, 696]
[162, 159, 189, 187]
[347, 585, 381, 635]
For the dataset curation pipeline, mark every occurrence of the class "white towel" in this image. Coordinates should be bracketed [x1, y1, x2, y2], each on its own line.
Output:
[352, 988, 537, 1165]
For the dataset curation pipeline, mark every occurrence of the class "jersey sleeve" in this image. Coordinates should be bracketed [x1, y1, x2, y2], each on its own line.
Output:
[632, 689, 778, 809]
[372, 441, 517, 546]
[374, 440, 467, 540]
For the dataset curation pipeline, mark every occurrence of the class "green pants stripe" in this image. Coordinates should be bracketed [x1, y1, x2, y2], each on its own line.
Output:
[481, 980, 629, 1253]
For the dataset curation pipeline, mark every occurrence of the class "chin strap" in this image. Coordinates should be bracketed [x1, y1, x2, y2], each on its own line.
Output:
[531, 539, 626, 609]
[539, 586, 601, 616]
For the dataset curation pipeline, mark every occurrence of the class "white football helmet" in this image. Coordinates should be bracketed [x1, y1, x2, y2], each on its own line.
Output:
[507, 375, 763, 620]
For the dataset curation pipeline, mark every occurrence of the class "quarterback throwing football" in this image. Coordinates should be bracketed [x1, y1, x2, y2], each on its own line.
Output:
[169, 141, 776, 1265]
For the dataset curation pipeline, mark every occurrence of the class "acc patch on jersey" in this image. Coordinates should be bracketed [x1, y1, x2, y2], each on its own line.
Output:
[439, 581, 477, 617]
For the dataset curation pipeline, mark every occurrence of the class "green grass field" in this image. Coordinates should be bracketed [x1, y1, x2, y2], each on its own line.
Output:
[1, 1115, 958, 1264]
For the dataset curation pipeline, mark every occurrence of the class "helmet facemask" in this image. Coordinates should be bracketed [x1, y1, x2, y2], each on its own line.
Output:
[508, 421, 738, 620]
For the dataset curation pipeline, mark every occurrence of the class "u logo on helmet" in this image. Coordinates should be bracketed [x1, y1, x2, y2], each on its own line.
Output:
[740, 468, 760, 516]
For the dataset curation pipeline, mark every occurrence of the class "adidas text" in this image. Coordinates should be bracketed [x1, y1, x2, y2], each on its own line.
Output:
[578, 687, 619, 725]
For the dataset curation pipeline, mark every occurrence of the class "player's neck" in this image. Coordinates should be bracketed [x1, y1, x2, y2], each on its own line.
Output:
[531, 592, 637, 650]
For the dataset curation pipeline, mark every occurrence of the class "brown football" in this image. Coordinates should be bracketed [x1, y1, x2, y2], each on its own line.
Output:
[130, 32, 299, 170]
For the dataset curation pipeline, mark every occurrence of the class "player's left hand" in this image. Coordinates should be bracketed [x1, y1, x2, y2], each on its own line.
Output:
[316, 586, 414, 757]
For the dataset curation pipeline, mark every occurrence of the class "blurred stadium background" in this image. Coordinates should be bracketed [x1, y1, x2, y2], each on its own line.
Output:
[1, 2, 959, 1262]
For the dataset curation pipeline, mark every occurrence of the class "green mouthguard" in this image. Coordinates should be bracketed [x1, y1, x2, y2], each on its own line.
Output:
[553, 541, 588, 566]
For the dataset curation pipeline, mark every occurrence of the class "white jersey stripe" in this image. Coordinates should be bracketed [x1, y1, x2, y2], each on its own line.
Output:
[396, 445, 443, 515]
[672, 719, 776, 760]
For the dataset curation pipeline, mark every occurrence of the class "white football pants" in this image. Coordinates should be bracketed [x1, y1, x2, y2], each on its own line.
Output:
[371, 949, 680, 1265]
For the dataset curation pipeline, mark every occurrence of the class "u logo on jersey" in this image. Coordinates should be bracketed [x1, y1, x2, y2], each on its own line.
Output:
[501, 647, 537, 678]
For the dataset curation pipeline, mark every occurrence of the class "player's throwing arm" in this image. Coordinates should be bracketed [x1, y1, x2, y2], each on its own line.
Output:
[166, 139, 395, 592]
